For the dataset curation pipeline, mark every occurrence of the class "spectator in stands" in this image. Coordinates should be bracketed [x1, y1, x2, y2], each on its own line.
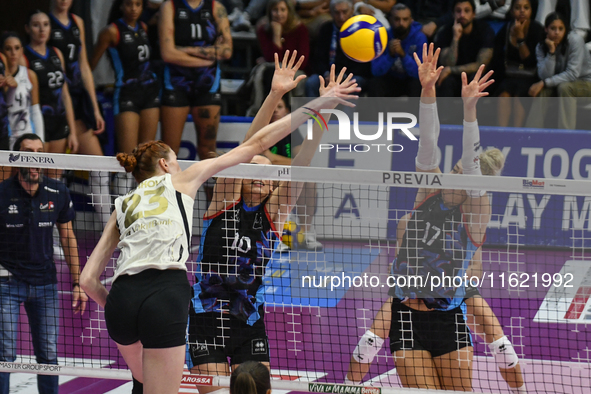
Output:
[295, 0, 332, 40]
[354, 0, 396, 29]
[368, 3, 426, 97]
[526, 11, 591, 130]
[493, 0, 544, 127]
[536, 0, 590, 40]
[306, 0, 372, 96]
[266, 96, 323, 250]
[159, 0, 232, 200]
[0, 133, 87, 394]
[434, 0, 495, 97]
[230, 361, 271, 394]
[401, 0, 453, 40]
[257, 0, 310, 69]
[247, 0, 308, 115]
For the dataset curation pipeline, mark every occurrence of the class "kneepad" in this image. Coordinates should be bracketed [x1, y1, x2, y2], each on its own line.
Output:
[488, 335, 519, 369]
[353, 330, 384, 364]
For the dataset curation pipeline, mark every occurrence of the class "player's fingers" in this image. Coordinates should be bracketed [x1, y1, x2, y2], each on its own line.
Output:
[413, 52, 421, 67]
[288, 50, 297, 69]
[294, 74, 306, 85]
[344, 72, 354, 85]
[481, 79, 495, 91]
[282, 50, 289, 68]
[474, 64, 484, 82]
[294, 55, 305, 71]
[422, 42, 428, 63]
[330, 64, 336, 82]
[480, 70, 494, 84]
[318, 75, 326, 89]
[433, 47, 441, 65]
[461, 71, 468, 88]
[274, 52, 280, 69]
[336, 67, 347, 84]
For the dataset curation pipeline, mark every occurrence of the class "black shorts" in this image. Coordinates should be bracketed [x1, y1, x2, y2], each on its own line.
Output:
[162, 89, 221, 108]
[43, 115, 70, 142]
[388, 298, 472, 358]
[114, 81, 161, 115]
[187, 306, 270, 367]
[70, 88, 98, 130]
[105, 269, 191, 349]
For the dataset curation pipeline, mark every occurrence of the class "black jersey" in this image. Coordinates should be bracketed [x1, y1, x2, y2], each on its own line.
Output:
[193, 198, 279, 325]
[389, 192, 480, 310]
[49, 13, 82, 90]
[108, 20, 156, 87]
[0, 57, 7, 138]
[24, 46, 65, 118]
[165, 0, 218, 88]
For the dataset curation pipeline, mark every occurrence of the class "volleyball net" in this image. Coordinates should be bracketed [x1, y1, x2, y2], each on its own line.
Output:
[0, 145, 590, 393]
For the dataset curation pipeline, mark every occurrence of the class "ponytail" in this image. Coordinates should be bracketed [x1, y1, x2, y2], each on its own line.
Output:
[230, 361, 271, 394]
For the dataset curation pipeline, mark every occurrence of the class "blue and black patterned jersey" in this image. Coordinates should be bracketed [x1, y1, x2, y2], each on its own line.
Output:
[192, 198, 279, 325]
[389, 192, 480, 311]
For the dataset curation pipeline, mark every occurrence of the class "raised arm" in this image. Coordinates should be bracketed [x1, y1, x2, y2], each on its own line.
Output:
[243, 51, 306, 143]
[267, 66, 360, 231]
[412, 43, 444, 206]
[460, 65, 494, 242]
[172, 82, 359, 198]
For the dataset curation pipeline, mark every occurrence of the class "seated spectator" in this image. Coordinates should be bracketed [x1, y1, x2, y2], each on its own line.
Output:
[435, 0, 495, 97]
[353, 0, 396, 29]
[248, 0, 309, 115]
[230, 361, 271, 394]
[368, 3, 427, 97]
[475, 0, 510, 21]
[493, 0, 544, 127]
[401, 0, 453, 40]
[525, 11, 591, 130]
[257, 0, 309, 68]
[536, 0, 589, 40]
[306, 0, 372, 97]
[295, 0, 332, 40]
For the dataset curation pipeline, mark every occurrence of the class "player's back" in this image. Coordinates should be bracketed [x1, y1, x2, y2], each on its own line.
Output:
[113, 173, 194, 280]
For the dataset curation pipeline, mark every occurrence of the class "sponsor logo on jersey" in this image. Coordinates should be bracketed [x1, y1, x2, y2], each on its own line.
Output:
[6, 224, 24, 228]
[179, 10, 188, 19]
[251, 338, 267, 355]
[123, 33, 134, 43]
[52, 31, 63, 40]
[38, 221, 53, 227]
[8, 205, 18, 214]
[190, 343, 209, 357]
[32, 61, 44, 71]
[44, 186, 60, 194]
[72, 27, 80, 37]
[203, 11, 212, 19]
[51, 56, 62, 66]
[39, 201, 55, 212]
[253, 212, 263, 230]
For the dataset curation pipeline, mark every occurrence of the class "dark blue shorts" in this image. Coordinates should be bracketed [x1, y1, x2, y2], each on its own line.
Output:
[114, 81, 161, 115]
[70, 88, 97, 130]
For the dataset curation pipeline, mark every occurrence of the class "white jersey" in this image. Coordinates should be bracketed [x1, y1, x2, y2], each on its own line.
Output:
[7, 66, 34, 144]
[113, 173, 194, 280]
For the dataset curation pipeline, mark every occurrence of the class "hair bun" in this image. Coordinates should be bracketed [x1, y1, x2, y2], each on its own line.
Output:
[116, 153, 137, 173]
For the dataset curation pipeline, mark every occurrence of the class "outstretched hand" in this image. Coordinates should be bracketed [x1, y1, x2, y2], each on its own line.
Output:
[414, 43, 444, 90]
[461, 64, 494, 108]
[271, 50, 306, 95]
[318, 64, 360, 107]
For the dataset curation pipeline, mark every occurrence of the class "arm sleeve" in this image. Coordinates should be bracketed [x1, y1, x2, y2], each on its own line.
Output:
[30, 104, 45, 142]
[415, 102, 441, 171]
[544, 34, 586, 87]
[462, 119, 485, 197]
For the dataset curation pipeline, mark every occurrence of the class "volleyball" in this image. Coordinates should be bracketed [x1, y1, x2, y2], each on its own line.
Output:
[281, 220, 305, 249]
[339, 15, 388, 63]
